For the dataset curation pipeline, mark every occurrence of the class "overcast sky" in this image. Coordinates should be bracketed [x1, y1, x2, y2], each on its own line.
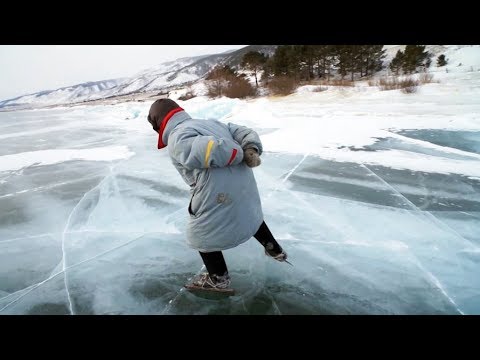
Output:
[0, 45, 247, 101]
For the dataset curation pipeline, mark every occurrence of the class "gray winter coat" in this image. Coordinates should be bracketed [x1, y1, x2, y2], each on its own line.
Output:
[162, 110, 264, 252]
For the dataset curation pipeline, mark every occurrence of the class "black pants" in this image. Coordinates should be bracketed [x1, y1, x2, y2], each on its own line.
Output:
[199, 221, 282, 278]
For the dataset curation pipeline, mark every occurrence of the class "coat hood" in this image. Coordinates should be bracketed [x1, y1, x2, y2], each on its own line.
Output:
[147, 98, 188, 149]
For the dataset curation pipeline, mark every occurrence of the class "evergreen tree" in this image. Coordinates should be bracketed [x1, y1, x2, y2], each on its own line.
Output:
[297, 45, 316, 81]
[270, 45, 303, 79]
[335, 45, 351, 79]
[364, 45, 386, 76]
[336, 45, 382, 81]
[314, 45, 335, 80]
[241, 51, 267, 88]
[402, 45, 430, 74]
[437, 54, 448, 67]
[271, 45, 291, 76]
[389, 50, 404, 75]
[288, 45, 303, 80]
[337, 45, 361, 81]
[270, 45, 385, 83]
[262, 56, 273, 85]
[425, 57, 432, 69]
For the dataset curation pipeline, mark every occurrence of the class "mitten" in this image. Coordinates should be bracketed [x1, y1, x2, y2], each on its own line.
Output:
[243, 148, 261, 168]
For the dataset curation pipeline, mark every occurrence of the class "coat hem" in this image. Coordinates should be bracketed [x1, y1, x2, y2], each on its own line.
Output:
[187, 218, 263, 252]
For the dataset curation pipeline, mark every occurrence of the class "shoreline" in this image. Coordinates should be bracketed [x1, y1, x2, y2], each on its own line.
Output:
[0, 90, 170, 113]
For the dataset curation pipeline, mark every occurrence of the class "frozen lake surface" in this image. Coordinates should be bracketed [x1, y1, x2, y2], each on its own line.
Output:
[1, 74, 480, 314]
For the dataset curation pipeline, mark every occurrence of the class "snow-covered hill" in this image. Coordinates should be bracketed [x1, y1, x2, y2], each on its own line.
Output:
[2, 45, 478, 111]
[0, 45, 276, 110]
[0, 79, 125, 110]
[93, 45, 277, 97]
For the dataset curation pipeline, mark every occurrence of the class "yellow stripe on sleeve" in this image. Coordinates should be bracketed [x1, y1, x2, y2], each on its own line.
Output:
[204, 140, 215, 168]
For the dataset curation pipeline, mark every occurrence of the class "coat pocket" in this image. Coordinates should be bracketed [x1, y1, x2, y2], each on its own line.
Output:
[188, 196, 195, 216]
[188, 190, 205, 218]
[188, 170, 210, 218]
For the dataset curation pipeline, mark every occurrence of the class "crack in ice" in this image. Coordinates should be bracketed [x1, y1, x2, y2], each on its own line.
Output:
[0, 233, 55, 244]
[412, 258, 465, 315]
[1, 166, 119, 315]
[360, 164, 477, 250]
[360, 163, 466, 315]
[161, 265, 206, 315]
[282, 153, 310, 184]
[0, 175, 100, 199]
[0, 229, 174, 305]
[0, 233, 149, 313]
